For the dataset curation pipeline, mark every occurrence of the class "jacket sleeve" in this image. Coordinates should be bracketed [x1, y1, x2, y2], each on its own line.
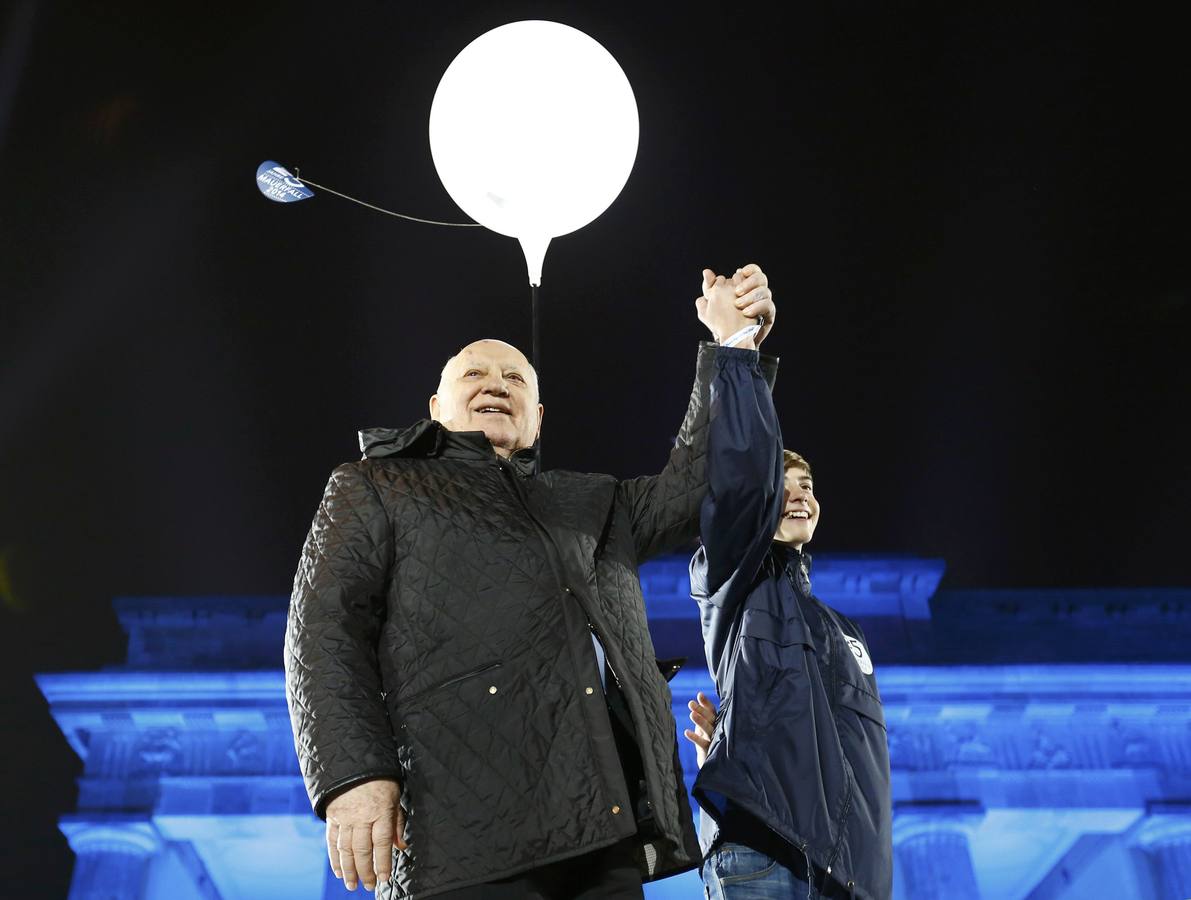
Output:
[692, 346, 784, 608]
[617, 342, 779, 563]
[284, 462, 402, 819]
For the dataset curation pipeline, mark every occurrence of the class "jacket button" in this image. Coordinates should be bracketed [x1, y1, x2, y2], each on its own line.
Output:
[585, 687, 594, 695]
[488, 686, 498, 694]
[611, 805, 621, 815]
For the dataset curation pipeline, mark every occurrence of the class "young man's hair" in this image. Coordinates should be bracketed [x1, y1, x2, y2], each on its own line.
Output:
[783, 449, 812, 476]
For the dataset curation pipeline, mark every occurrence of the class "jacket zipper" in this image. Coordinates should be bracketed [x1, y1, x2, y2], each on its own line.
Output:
[492, 458, 641, 804]
[493, 459, 617, 683]
[785, 556, 857, 893]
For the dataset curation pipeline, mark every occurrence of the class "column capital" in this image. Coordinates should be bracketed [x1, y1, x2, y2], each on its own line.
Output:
[894, 819, 982, 900]
[1133, 813, 1191, 850]
[894, 806, 986, 844]
[60, 817, 161, 856]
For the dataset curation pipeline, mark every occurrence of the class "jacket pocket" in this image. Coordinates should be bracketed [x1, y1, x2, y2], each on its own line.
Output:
[712, 843, 781, 884]
[402, 661, 503, 706]
[838, 679, 886, 731]
[740, 608, 813, 672]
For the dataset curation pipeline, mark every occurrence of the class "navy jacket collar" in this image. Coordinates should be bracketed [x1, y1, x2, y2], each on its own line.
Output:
[773, 543, 813, 593]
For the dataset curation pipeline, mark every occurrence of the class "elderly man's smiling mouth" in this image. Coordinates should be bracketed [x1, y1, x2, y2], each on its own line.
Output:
[474, 404, 512, 416]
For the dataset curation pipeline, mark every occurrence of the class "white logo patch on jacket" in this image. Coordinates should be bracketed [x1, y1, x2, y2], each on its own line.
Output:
[842, 630, 874, 675]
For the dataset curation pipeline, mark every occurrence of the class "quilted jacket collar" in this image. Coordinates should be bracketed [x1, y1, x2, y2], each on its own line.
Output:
[358, 419, 540, 477]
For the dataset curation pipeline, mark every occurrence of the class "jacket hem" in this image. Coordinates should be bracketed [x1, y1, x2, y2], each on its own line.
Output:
[392, 831, 697, 899]
[693, 781, 877, 899]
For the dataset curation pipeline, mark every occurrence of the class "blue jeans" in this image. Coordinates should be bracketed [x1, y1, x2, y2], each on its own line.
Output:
[702, 843, 810, 900]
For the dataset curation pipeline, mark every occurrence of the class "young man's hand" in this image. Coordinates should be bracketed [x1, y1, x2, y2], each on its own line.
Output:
[683, 691, 719, 768]
[696, 263, 775, 348]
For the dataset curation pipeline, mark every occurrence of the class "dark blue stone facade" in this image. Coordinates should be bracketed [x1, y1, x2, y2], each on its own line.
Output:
[38, 555, 1191, 899]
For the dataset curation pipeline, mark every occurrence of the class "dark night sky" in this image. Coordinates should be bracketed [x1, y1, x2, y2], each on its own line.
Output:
[1, 1, 1188, 892]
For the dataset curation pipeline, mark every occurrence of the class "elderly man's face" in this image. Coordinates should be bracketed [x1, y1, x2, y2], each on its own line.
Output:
[429, 340, 544, 458]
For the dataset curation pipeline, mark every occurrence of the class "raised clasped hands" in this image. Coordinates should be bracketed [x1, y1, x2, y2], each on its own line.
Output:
[695, 262, 775, 349]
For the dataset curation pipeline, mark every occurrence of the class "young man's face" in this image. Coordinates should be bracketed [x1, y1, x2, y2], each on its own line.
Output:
[773, 466, 819, 548]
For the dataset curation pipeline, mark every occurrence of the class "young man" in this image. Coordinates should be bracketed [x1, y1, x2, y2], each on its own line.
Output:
[682, 281, 892, 900]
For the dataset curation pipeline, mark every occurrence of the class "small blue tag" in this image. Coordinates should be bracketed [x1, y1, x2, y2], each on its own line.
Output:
[256, 161, 314, 203]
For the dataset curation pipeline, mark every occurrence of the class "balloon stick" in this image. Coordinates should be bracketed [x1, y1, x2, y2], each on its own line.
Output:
[531, 283, 540, 372]
[532, 282, 542, 462]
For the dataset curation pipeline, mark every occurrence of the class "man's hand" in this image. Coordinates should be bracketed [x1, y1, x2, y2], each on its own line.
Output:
[695, 263, 775, 348]
[731, 263, 775, 347]
[325, 778, 406, 892]
[683, 691, 719, 769]
[697, 270, 754, 348]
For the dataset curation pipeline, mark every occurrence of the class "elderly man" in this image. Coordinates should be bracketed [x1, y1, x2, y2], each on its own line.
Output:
[284, 265, 777, 898]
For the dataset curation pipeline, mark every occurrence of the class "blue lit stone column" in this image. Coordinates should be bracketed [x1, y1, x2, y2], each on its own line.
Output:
[1135, 817, 1191, 900]
[60, 820, 160, 900]
[894, 816, 981, 900]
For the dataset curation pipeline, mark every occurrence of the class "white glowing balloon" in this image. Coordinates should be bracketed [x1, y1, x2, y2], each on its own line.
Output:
[429, 20, 639, 285]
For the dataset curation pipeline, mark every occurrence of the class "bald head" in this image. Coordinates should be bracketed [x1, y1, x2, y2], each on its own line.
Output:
[437, 340, 539, 401]
[429, 339, 544, 458]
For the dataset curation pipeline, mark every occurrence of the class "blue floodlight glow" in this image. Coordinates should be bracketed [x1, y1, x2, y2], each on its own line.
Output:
[37, 555, 1191, 899]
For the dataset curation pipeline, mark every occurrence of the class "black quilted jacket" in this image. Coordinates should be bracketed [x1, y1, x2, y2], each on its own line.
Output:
[285, 343, 779, 898]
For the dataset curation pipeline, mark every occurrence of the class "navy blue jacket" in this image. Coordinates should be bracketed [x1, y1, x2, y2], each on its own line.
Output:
[690, 348, 893, 900]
